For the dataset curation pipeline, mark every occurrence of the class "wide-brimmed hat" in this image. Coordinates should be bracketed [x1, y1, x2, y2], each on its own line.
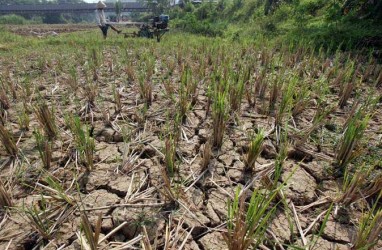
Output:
[97, 1, 107, 9]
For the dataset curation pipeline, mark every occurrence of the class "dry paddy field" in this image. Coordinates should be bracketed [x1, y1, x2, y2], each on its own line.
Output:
[0, 24, 382, 250]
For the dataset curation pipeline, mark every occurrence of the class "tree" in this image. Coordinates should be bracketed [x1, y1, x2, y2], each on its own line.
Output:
[342, 0, 382, 20]
[115, 0, 123, 22]
[144, 0, 170, 16]
[264, 0, 281, 15]
[43, 13, 65, 23]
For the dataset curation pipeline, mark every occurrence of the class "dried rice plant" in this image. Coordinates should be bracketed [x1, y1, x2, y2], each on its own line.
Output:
[159, 165, 177, 204]
[83, 81, 98, 110]
[178, 68, 191, 123]
[200, 139, 212, 171]
[375, 68, 382, 87]
[77, 212, 102, 250]
[0, 124, 18, 157]
[336, 168, 367, 206]
[245, 130, 265, 172]
[339, 80, 356, 108]
[0, 84, 10, 110]
[138, 73, 153, 107]
[125, 63, 136, 84]
[67, 116, 95, 170]
[335, 110, 370, 174]
[113, 84, 122, 113]
[275, 77, 296, 127]
[268, 78, 280, 114]
[141, 216, 193, 250]
[17, 103, 30, 131]
[223, 187, 278, 250]
[67, 66, 79, 91]
[34, 102, 57, 140]
[352, 192, 382, 250]
[34, 130, 52, 169]
[0, 180, 13, 208]
[164, 136, 177, 177]
[229, 71, 245, 113]
[212, 86, 228, 149]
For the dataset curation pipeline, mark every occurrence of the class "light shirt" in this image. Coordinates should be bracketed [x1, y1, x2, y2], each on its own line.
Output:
[96, 9, 107, 26]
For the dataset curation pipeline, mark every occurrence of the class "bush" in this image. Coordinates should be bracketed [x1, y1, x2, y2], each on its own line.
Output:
[0, 14, 27, 25]
[195, 3, 212, 20]
[299, 0, 326, 16]
[230, 0, 261, 22]
[173, 13, 226, 37]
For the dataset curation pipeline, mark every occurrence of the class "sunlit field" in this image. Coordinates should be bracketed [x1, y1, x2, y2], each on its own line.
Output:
[0, 24, 381, 250]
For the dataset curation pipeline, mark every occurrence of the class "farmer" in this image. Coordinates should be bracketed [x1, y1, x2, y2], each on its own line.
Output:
[96, 1, 122, 39]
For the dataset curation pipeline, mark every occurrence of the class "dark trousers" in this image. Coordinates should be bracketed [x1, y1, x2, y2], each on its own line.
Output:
[99, 24, 110, 37]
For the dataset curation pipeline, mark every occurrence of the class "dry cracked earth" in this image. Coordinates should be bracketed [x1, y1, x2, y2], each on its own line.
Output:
[0, 26, 382, 250]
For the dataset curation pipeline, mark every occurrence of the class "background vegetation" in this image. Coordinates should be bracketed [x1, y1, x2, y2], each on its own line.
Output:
[0, 1, 382, 249]
[0, 23, 381, 249]
[170, 0, 382, 50]
[1, 0, 381, 51]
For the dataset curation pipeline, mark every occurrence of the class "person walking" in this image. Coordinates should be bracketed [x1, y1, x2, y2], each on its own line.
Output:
[96, 1, 122, 39]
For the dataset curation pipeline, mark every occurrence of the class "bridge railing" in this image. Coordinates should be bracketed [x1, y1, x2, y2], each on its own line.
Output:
[0, 3, 150, 14]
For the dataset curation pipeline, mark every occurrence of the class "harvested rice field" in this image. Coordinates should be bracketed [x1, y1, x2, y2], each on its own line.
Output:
[0, 25, 382, 250]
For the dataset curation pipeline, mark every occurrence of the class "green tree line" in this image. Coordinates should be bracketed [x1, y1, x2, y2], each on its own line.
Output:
[169, 0, 382, 49]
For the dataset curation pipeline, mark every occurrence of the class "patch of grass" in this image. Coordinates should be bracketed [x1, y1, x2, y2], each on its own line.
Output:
[245, 129, 264, 172]
[34, 129, 52, 169]
[22, 196, 52, 241]
[223, 187, 278, 250]
[66, 116, 95, 171]
[17, 103, 30, 131]
[335, 109, 370, 174]
[352, 192, 382, 250]
[212, 80, 228, 149]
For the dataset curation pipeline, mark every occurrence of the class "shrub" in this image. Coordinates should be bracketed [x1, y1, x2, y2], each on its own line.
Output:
[173, 13, 226, 37]
[298, 0, 326, 17]
[0, 14, 27, 25]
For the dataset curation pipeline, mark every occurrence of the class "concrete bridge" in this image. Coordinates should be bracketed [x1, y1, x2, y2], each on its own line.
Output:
[0, 2, 150, 15]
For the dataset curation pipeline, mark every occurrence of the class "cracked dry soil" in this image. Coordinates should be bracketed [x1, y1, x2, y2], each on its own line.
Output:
[1, 26, 382, 249]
